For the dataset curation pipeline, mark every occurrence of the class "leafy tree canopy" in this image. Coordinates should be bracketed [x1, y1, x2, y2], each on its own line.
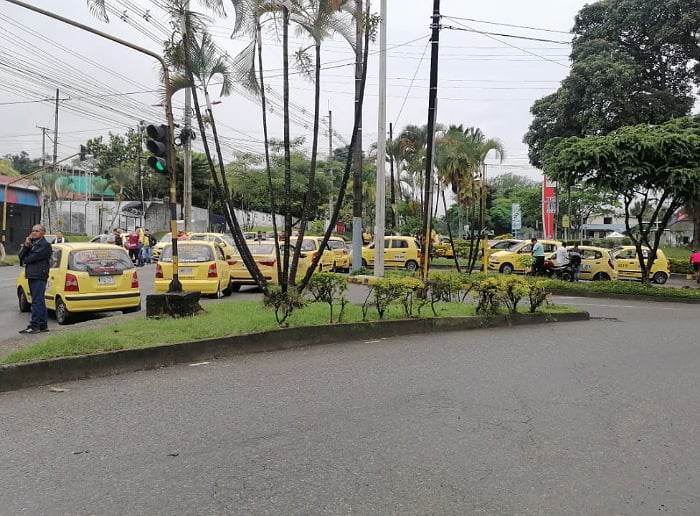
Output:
[524, 0, 699, 167]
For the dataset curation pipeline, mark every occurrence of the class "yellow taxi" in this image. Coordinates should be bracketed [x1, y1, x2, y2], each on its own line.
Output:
[328, 237, 351, 272]
[154, 241, 233, 296]
[152, 232, 183, 261]
[612, 246, 670, 284]
[188, 232, 238, 260]
[546, 246, 617, 281]
[289, 237, 335, 272]
[488, 239, 561, 274]
[483, 239, 523, 261]
[17, 243, 141, 325]
[361, 236, 422, 271]
[229, 241, 283, 291]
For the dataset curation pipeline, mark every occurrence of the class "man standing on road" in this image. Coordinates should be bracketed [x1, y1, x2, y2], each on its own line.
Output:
[555, 244, 569, 266]
[18, 224, 52, 334]
[569, 244, 582, 282]
[531, 237, 545, 276]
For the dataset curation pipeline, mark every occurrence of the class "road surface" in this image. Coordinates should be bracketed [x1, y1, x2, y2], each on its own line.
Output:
[1, 297, 698, 514]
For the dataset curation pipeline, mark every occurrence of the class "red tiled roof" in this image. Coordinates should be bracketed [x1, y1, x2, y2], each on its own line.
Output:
[0, 175, 40, 190]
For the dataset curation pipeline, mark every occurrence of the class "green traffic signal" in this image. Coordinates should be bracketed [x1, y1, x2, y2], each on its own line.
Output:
[145, 123, 170, 174]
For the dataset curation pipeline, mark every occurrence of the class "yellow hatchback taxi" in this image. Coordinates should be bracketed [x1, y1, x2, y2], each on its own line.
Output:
[155, 241, 233, 296]
[189, 232, 238, 260]
[612, 246, 670, 284]
[229, 241, 283, 290]
[290, 237, 335, 272]
[362, 236, 422, 271]
[328, 237, 351, 272]
[488, 239, 561, 274]
[17, 243, 141, 325]
[546, 246, 617, 281]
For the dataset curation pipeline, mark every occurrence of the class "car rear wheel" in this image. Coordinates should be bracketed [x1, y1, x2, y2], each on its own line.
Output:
[405, 260, 419, 272]
[18, 288, 31, 313]
[231, 283, 242, 292]
[593, 272, 611, 281]
[653, 271, 668, 285]
[500, 263, 514, 275]
[222, 280, 234, 296]
[55, 297, 70, 325]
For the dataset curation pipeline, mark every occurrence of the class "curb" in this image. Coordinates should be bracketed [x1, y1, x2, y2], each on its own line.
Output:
[549, 289, 700, 304]
[0, 311, 589, 393]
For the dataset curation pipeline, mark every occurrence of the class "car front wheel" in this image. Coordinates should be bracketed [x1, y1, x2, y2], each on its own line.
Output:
[405, 260, 419, 272]
[593, 272, 611, 281]
[500, 263, 514, 275]
[18, 288, 31, 313]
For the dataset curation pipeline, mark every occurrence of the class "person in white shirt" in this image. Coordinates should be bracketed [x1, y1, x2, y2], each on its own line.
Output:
[555, 245, 569, 266]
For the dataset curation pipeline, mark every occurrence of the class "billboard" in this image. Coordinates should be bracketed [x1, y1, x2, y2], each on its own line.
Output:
[542, 177, 556, 239]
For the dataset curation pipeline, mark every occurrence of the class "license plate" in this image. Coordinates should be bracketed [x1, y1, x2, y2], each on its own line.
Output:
[581, 264, 592, 271]
[179, 267, 194, 276]
[98, 276, 115, 285]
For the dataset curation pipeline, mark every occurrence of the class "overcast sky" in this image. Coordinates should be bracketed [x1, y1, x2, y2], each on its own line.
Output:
[0, 0, 589, 181]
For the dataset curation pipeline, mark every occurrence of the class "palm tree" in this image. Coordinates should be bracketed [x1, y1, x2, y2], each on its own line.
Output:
[105, 164, 134, 229]
[288, 0, 356, 284]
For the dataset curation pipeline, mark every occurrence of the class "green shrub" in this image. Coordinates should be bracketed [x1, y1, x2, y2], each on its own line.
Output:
[528, 280, 550, 313]
[363, 276, 424, 320]
[531, 277, 700, 299]
[349, 267, 372, 276]
[669, 258, 692, 275]
[307, 273, 349, 323]
[263, 286, 306, 326]
[421, 271, 465, 315]
[474, 277, 503, 316]
[499, 276, 530, 314]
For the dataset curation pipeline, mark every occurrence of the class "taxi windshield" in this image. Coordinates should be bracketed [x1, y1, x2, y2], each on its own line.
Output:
[328, 240, 346, 250]
[160, 244, 213, 263]
[69, 248, 133, 274]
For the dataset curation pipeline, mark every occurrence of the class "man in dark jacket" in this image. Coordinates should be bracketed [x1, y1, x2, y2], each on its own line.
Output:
[18, 224, 52, 334]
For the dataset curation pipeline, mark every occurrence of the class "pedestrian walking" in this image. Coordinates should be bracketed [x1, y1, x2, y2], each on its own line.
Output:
[126, 230, 140, 265]
[690, 248, 700, 284]
[531, 237, 545, 276]
[569, 244, 582, 282]
[142, 228, 154, 264]
[18, 224, 52, 334]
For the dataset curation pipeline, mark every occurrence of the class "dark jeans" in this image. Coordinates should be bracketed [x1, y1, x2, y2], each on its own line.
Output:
[532, 256, 545, 275]
[29, 279, 48, 329]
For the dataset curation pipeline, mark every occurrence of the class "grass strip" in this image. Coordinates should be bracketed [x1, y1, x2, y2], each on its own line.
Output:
[1, 300, 577, 365]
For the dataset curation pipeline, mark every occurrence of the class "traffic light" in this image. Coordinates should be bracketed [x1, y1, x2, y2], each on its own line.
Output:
[145, 124, 170, 174]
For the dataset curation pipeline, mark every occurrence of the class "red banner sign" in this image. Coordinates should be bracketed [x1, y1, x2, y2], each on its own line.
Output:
[542, 177, 556, 239]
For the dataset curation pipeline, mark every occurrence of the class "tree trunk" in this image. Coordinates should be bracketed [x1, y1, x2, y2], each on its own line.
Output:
[290, 42, 322, 285]
[298, 0, 371, 291]
[281, 6, 292, 292]
[442, 189, 460, 272]
[256, 19, 282, 281]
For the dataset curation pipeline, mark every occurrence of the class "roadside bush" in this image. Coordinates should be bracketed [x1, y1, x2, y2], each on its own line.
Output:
[362, 277, 424, 320]
[528, 280, 550, 313]
[499, 276, 530, 314]
[349, 267, 372, 276]
[534, 278, 700, 299]
[669, 258, 692, 275]
[263, 286, 306, 326]
[307, 273, 349, 323]
[421, 271, 465, 315]
[474, 277, 503, 316]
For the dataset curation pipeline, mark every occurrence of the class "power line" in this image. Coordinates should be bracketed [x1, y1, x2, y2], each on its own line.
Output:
[443, 15, 573, 36]
[441, 20, 572, 46]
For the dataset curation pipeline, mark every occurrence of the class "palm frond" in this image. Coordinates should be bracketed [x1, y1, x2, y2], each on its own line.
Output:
[87, 0, 109, 22]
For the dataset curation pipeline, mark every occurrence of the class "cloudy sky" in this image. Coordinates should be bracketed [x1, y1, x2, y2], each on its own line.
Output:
[0, 0, 589, 181]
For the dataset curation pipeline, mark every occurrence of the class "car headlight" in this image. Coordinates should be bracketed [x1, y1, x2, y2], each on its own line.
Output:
[489, 255, 499, 263]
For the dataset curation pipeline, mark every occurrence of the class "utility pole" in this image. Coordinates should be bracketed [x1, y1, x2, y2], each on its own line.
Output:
[481, 162, 488, 273]
[52, 88, 59, 170]
[37, 126, 50, 166]
[351, 0, 364, 272]
[374, 0, 387, 277]
[181, 0, 192, 232]
[327, 109, 333, 227]
[420, 0, 441, 280]
[389, 122, 396, 231]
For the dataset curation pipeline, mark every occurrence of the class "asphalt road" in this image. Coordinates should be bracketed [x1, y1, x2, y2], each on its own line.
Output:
[1, 297, 698, 514]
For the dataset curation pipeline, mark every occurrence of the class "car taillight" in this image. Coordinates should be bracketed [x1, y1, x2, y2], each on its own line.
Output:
[208, 263, 218, 278]
[64, 273, 79, 292]
[259, 259, 276, 267]
[131, 271, 139, 288]
[155, 264, 163, 279]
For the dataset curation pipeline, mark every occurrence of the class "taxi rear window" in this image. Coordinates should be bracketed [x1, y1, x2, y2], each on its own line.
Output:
[328, 240, 346, 250]
[160, 244, 213, 263]
[69, 248, 133, 274]
[250, 244, 275, 255]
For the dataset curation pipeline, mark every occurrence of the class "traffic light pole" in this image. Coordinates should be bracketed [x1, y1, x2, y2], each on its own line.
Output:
[2, 0, 182, 293]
